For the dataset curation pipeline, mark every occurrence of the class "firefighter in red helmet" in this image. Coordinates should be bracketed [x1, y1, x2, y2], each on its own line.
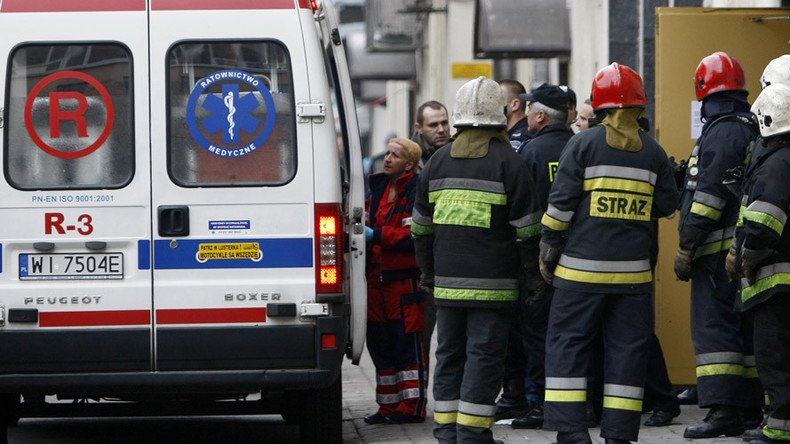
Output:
[675, 51, 764, 439]
[539, 63, 678, 444]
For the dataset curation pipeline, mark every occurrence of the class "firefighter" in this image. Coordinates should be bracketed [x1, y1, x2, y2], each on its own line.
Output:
[736, 82, 790, 444]
[726, 54, 790, 442]
[539, 63, 678, 444]
[674, 52, 763, 439]
[363, 137, 428, 425]
[411, 76, 542, 444]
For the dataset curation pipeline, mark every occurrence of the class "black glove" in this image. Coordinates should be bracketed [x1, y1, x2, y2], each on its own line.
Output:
[724, 245, 738, 283]
[523, 273, 546, 307]
[741, 246, 776, 285]
[673, 248, 694, 281]
[539, 240, 562, 284]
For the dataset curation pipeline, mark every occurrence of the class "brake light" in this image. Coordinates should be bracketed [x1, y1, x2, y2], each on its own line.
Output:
[315, 203, 344, 294]
[310, 0, 318, 12]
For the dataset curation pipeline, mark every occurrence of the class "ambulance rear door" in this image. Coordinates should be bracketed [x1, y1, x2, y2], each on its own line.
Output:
[316, 0, 367, 364]
[0, 0, 152, 372]
[148, 1, 319, 371]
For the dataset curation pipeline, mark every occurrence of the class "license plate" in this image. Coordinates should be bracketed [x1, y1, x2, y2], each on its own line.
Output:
[19, 253, 124, 280]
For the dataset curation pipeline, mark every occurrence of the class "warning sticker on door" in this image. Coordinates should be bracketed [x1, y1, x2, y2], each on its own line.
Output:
[196, 242, 262, 262]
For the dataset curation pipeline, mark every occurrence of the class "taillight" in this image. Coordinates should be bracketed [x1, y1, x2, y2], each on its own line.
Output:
[309, 0, 319, 12]
[315, 203, 344, 294]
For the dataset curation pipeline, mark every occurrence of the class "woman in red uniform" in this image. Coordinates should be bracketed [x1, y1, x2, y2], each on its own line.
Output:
[364, 137, 428, 425]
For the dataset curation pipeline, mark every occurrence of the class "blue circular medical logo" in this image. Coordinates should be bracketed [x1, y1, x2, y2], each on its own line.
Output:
[186, 69, 276, 158]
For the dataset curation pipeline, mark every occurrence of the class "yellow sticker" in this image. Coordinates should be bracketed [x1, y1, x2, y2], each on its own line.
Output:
[197, 242, 262, 262]
[590, 191, 652, 221]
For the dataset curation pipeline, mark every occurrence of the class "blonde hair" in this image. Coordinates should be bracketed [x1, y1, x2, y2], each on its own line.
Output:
[389, 137, 422, 171]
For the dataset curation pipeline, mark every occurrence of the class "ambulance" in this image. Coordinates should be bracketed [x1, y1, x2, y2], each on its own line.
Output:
[0, 0, 366, 442]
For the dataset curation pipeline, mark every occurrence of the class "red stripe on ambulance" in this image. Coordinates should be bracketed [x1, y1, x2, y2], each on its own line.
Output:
[40, 310, 151, 327]
[156, 308, 267, 324]
[0, 0, 145, 12]
[151, 0, 309, 10]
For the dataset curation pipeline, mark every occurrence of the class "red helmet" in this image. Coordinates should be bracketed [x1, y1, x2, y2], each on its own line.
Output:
[694, 52, 747, 101]
[590, 63, 647, 111]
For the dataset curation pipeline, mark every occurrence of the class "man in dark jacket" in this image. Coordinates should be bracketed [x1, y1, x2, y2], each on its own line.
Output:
[412, 100, 451, 164]
[510, 83, 574, 430]
[411, 76, 542, 444]
[499, 79, 532, 150]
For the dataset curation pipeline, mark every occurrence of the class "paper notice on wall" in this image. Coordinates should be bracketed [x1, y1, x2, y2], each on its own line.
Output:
[691, 100, 703, 140]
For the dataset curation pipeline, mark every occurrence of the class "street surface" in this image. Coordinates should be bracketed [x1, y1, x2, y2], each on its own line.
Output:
[1, 341, 756, 443]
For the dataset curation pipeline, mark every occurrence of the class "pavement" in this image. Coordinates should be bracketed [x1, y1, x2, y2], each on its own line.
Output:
[340, 337, 751, 443]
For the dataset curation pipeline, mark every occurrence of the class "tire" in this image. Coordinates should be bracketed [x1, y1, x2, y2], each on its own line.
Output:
[299, 372, 342, 444]
[0, 394, 20, 427]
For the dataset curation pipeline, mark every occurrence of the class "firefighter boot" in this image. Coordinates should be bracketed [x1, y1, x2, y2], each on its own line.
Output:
[684, 405, 746, 439]
[556, 431, 592, 444]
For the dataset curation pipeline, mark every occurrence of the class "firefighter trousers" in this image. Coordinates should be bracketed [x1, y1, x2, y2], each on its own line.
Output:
[433, 305, 511, 444]
[753, 293, 790, 442]
[366, 275, 428, 418]
[543, 288, 651, 442]
[690, 253, 762, 409]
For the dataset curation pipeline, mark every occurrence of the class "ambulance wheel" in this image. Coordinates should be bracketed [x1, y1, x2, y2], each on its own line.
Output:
[298, 372, 342, 444]
[0, 394, 20, 426]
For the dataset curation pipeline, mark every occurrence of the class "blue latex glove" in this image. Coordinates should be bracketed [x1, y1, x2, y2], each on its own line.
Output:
[364, 226, 374, 241]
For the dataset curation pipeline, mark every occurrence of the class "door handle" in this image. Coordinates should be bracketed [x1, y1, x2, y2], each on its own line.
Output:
[158, 206, 190, 237]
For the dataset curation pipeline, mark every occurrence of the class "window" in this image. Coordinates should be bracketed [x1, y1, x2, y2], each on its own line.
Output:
[5, 43, 134, 190]
[167, 41, 296, 186]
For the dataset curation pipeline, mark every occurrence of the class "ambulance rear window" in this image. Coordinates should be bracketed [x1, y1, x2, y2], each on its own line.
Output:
[4, 43, 134, 190]
[167, 41, 296, 186]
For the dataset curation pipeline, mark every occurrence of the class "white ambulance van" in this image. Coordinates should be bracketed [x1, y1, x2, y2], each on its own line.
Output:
[0, 0, 366, 442]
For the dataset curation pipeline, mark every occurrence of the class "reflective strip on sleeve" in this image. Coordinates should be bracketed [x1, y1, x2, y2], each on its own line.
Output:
[741, 262, 790, 303]
[695, 351, 743, 366]
[542, 213, 570, 231]
[696, 363, 744, 377]
[690, 202, 722, 221]
[744, 200, 787, 236]
[411, 221, 434, 236]
[694, 226, 736, 259]
[693, 191, 727, 210]
[411, 208, 432, 226]
[511, 211, 543, 239]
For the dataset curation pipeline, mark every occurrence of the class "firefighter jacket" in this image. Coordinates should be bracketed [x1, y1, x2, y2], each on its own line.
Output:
[518, 123, 574, 210]
[508, 117, 531, 151]
[410, 130, 542, 308]
[367, 172, 420, 282]
[735, 138, 790, 310]
[678, 95, 757, 259]
[541, 125, 678, 294]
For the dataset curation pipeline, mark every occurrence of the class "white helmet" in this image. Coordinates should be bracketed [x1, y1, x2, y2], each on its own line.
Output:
[453, 76, 507, 128]
[760, 54, 790, 89]
[751, 83, 790, 138]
